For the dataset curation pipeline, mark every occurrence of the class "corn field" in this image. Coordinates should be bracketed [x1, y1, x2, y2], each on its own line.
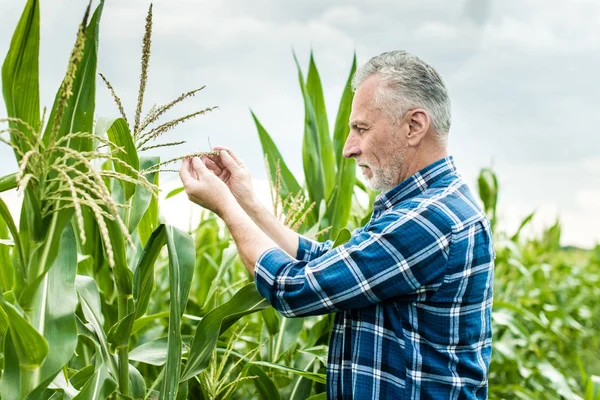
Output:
[0, 1, 599, 399]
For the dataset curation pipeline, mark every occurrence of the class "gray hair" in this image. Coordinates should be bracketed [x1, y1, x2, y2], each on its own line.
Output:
[352, 51, 451, 143]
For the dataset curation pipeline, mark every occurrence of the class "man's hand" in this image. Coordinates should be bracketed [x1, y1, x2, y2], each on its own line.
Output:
[180, 154, 279, 276]
[179, 156, 237, 217]
[203, 147, 256, 210]
[180, 148, 300, 260]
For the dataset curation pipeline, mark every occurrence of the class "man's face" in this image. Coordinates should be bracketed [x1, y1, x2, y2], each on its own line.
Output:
[343, 74, 409, 192]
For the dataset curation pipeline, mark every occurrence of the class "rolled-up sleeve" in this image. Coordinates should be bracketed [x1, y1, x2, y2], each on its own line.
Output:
[296, 235, 333, 261]
[254, 207, 453, 318]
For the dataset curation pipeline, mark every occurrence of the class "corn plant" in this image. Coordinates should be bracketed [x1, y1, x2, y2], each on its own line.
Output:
[476, 169, 600, 400]
[0, 1, 274, 399]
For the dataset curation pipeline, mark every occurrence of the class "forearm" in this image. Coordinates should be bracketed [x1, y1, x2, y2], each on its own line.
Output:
[221, 202, 279, 276]
[241, 196, 300, 258]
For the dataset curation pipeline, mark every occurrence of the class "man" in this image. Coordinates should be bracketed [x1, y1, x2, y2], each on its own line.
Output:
[180, 51, 495, 399]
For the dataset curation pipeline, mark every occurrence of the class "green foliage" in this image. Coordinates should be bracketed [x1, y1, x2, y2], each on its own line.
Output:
[0, 1, 597, 399]
[0, 2, 247, 399]
[489, 217, 600, 399]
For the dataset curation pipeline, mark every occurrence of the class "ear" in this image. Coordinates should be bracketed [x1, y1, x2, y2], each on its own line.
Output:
[405, 108, 430, 146]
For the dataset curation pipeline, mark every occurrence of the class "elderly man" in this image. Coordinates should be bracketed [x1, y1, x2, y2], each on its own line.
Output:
[180, 51, 495, 399]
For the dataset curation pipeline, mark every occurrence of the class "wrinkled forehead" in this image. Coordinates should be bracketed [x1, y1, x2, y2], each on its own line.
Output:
[350, 75, 382, 121]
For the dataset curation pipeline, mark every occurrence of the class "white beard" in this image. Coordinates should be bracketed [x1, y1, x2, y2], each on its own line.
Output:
[365, 148, 407, 192]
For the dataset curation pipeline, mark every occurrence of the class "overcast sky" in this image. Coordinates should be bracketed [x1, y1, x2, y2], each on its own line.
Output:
[0, 0, 599, 247]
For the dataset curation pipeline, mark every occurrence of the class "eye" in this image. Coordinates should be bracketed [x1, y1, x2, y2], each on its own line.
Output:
[351, 125, 363, 132]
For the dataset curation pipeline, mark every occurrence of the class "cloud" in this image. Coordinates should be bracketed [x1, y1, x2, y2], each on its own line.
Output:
[1, 0, 598, 248]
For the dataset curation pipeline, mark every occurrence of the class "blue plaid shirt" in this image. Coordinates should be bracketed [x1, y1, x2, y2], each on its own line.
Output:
[254, 157, 495, 399]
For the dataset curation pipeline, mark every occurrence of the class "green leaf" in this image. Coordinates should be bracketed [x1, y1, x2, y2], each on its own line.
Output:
[538, 362, 579, 399]
[137, 157, 160, 246]
[0, 173, 17, 193]
[165, 186, 184, 199]
[289, 373, 313, 400]
[180, 283, 270, 382]
[306, 314, 334, 348]
[75, 276, 119, 378]
[129, 338, 171, 367]
[131, 311, 168, 335]
[27, 224, 79, 396]
[103, 117, 139, 200]
[272, 317, 304, 362]
[477, 168, 498, 228]
[586, 375, 600, 400]
[0, 216, 13, 292]
[332, 228, 351, 248]
[307, 393, 327, 400]
[306, 52, 335, 197]
[294, 53, 326, 222]
[70, 365, 95, 390]
[0, 299, 48, 369]
[261, 307, 280, 337]
[128, 364, 146, 400]
[250, 361, 326, 384]
[103, 187, 133, 300]
[2, 0, 40, 159]
[510, 211, 535, 242]
[42, 1, 103, 153]
[161, 225, 195, 399]
[49, 372, 80, 398]
[251, 111, 302, 198]
[325, 55, 357, 236]
[0, 331, 21, 399]
[299, 345, 329, 365]
[129, 336, 192, 366]
[246, 364, 281, 400]
[0, 196, 25, 289]
[198, 245, 238, 314]
[332, 54, 356, 168]
[72, 363, 117, 400]
[107, 312, 135, 352]
[133, 224, 166, 319]
[75, 206, 102, 270]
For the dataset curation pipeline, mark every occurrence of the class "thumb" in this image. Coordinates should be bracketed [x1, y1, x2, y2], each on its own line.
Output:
[192, 157, 209, 178]
[220, 150, 241, 173]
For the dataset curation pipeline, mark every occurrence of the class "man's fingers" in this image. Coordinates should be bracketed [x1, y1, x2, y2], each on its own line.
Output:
[214, 146, 244, 165]
[220, 150, 242, 173]
[188, 158, 199, 179]
[219, 169, 231, 182]
[179, 158, 195, 185]
[204, 158, 222, 175]
[192, 157, 209, 178]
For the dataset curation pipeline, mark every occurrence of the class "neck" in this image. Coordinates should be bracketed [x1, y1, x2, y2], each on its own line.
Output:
[396, 145, 448, 184]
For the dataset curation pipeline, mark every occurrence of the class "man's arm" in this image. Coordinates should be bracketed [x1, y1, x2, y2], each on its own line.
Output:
[253, 207, 453, 317]
[180, 156, 452, 317]
[240, 196, 300, 259]
[180, 156, 288, 275]
[241, 197, 339, 261]
[203, 147, 334, 260]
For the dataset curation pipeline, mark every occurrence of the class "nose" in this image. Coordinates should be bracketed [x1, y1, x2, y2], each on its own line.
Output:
[342, 131, 361, 159]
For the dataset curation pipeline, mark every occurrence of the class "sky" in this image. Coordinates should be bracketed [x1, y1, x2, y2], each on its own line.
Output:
[0, 0, 599, 248]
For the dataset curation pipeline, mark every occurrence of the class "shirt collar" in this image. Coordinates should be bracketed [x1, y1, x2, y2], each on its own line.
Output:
[373, 156, 457, 210]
